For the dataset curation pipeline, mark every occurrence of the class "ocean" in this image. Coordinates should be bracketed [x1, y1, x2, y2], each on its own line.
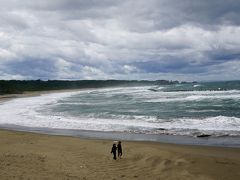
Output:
[0, 81, 240, 146]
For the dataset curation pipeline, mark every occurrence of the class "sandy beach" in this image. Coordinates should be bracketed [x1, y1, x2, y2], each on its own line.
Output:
[0, 130, 239, 180]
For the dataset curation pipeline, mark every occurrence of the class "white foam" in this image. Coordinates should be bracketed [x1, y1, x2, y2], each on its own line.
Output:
[0, 91, 81, 127]
[141, 90, 240, 102]
[157, 116, 240, 131]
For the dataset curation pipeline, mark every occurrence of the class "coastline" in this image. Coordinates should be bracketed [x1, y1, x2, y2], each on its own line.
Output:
[0, 129, 240, 180]
[0, 90, 240, 179]
[1, 124, 240, 148]
[1, 89, 240, 147]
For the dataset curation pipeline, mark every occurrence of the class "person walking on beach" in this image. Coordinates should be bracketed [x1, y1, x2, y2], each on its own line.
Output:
[111, 143, 117, 160]
[117, 141, 122, 159]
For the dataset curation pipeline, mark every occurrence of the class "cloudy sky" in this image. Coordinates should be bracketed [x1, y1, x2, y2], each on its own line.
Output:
[0, 0, 240, 81]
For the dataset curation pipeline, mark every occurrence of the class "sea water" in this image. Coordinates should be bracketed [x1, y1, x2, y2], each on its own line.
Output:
[0, 81, 240, 138]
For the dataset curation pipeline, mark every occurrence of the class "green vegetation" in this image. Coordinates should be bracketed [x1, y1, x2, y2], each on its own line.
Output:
[0, 80, 179, 95]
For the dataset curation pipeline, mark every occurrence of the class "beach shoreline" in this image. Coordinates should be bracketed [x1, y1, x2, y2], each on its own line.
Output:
[1, 90, 240, 179]
[1, 124, 240, 148]
[1, 89, 240, 148]
[0, 129, 240, 180]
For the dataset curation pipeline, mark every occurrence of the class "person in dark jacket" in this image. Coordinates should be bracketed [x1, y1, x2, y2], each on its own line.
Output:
[117, 141, 122, 158]
[111, 143, 117, 160]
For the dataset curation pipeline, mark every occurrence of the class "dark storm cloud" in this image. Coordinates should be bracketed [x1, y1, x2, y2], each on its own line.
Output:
[111, 0, 240, 32]
[205, 48, 240, 62]
[2, 58, 58, 79]
[162, 0, 240, 27]
[0, 0, 240, 81]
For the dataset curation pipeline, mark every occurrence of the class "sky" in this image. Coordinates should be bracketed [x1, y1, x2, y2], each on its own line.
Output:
[0, 0, 240, 81]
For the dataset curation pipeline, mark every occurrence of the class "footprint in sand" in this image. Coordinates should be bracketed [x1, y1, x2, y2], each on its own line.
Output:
[174, 158, 188, 166]
[131, 154, 144, 161]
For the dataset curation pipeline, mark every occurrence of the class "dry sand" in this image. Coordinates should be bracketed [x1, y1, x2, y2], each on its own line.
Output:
[0, 130, 240, 180]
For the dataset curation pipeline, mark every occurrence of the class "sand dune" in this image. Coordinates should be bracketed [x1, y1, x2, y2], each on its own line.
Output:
[0, 130, 240, 180]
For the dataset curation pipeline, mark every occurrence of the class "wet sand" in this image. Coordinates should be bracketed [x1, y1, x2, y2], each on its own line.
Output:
[0, 129, 240, 180]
